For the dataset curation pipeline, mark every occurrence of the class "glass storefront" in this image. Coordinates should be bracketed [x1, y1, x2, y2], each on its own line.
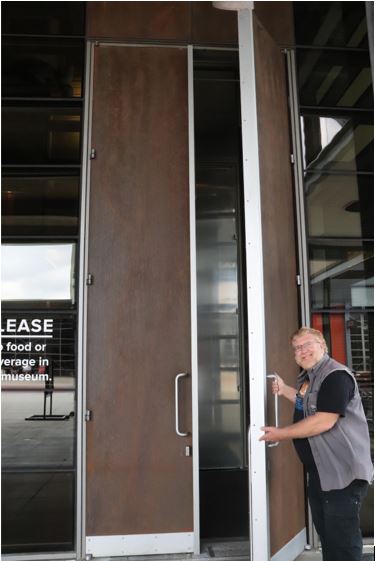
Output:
[1, 2, 85, 554]
[294, 0, 374, 536]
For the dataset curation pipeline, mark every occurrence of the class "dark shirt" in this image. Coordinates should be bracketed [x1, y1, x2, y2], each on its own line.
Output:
[293, 370, 355, 470]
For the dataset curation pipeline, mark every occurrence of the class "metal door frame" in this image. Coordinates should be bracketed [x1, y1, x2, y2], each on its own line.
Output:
[188, 44, 201, 556]
[76, 39, 95, 561]
[237, 8, 269, 561]
[237, 6, 307, 561]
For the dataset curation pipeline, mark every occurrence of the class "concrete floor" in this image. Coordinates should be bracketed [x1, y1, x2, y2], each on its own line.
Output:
[295, 549, 374, 561]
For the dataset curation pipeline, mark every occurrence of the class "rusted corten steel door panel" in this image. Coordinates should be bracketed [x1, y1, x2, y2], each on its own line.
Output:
[253, 14, 306, 557]
[86, 45, 192, 536]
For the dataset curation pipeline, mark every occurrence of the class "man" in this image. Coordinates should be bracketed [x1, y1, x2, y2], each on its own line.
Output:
[259, 327, 373, 561]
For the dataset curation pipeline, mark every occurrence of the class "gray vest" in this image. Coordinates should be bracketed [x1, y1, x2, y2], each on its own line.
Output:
[297, 354, 373, 491]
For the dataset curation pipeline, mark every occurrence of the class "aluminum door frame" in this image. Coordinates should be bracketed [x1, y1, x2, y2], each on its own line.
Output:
[237, 8, 269, 561]
[238, 8, 306, 561]
[77, 39, 95, 561]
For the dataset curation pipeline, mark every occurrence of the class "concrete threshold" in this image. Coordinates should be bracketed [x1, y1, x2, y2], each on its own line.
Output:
[94, 540, 250, 561]
[93, 541, 374, 561]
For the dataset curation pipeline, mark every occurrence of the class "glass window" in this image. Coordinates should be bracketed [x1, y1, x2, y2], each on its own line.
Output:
[305, 173, 373, 239]
[2, 1, 85, 36]
[300, 112, 373, 172]
[309, 241, 373, 310]
[1, 243, 76, 308]
[294, 2, 368, 48]
[2, 175, 80, 236]
[295, 0, 373, 539]
[2, 38, 84, 98]
[297, 49, 372, 110]
[1, 312, 76, 553]
[2, 106, 82, 165]
[1, 2, 84, 555]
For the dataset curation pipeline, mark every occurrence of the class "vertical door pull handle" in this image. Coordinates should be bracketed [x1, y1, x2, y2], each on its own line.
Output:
[175, 372, 190, 437]
[266, 373, 280, 448]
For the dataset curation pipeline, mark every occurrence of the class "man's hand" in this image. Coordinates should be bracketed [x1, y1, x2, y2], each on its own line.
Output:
[259, 412, 339, 442]
[271, 375, 297, 403]
[259, 426, 284, 442]
[271, 375, 285, 395]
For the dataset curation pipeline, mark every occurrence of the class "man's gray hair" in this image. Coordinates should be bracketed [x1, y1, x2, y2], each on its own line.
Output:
[291, 326, 328, 353]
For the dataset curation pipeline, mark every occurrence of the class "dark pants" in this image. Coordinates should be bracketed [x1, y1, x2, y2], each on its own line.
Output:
[307, 469, 369, 561]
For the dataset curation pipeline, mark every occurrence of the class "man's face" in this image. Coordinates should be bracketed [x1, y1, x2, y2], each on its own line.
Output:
[292, 333, 326, 370]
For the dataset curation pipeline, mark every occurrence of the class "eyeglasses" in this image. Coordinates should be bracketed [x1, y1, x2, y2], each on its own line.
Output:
[292, 340, 319, 354]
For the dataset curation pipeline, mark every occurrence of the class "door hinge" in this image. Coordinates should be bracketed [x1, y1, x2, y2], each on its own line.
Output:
[85, 410, 92, 422]
[290, 153, 295, 164]
[297, 274, 302, 286]
[86, 273, 94, 286]
[90, 148, 97, 160]
[185, 446, 192, 457]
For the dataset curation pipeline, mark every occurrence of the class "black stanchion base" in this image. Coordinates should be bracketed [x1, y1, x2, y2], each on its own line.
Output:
[25, 414, 70, 421]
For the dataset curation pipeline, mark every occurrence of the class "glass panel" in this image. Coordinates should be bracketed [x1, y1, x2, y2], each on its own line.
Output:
[2, 472, 75, 553]
[1, 313, 76, 553]
[2, 106, 82, 165]
[297, 49, 372, 109]
[309, 241, 373, 310]
[2, 1, 85, 36]
[1, 243, 76, 309]
[194, 51, 245, 471]
[297, 0, 374, 541]
[300, 112, 373, 172]
[194, 49, 240, 81]
[2, 175, 80, 236]
[194, 51, 241, 164]
[2, 38, 84, 98]
[196, 166, 243, 469]
[294, 2, 368, 48]
[305, 173, 373, 239]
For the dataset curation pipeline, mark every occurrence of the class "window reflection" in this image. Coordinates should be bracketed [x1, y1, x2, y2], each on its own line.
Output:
[2, 106, 82, 165]
[305, 173, 373, 238]
[295, 0, 373, 538]
[309, 242, 373, 309]
[294, 2, 369, 48]
[2, 1, 85, 36]
[3, 38, 84, 98]
[196, 168, 243, 469]
[1, 312, 77, 553]
[1, 244, 75, 306]
[297, 49, 372, 109]
[2, 175, 80, 236]
[301, 113, 373, 172]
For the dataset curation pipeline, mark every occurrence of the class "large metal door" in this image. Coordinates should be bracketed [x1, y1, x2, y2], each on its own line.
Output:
[83, 43, 194, 558]
[252, 12, 307, 560]
[237, 8, 306, 561]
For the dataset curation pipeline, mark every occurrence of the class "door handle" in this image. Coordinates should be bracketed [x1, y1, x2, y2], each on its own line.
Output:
[266, 373, 279, 448]
[175, 372, 190, 437]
